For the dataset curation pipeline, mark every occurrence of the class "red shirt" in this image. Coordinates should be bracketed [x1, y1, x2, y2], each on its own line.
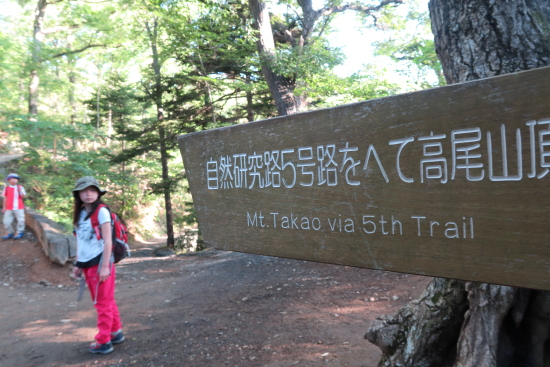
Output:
[3, 185, 25, 210]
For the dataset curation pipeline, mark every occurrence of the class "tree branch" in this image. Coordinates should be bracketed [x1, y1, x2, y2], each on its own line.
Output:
[316, 0, 404, 20]
[315, 12, 332, 41]
[50, 44, 111, 58]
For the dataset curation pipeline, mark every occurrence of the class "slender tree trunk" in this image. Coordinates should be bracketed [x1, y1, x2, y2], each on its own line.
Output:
[157, 122, 174, 247]
[68, 64, 76, 124]
[107, 103, 112, 147]
[245, 73, 255, 122]
[147, 17, 175, 248]
[248, 0, 299, 116]
[366, 1, 550, 366]
[196, 51, 216, 124]
[29, 70, 39, 117]
[53, 135, 57, 158]
[68, 57, 78, 148]
[121, 140, 126, 209]
[94, 65, 101, 151]
[19, 77, 25, 110]
[29, 0, 48, 116]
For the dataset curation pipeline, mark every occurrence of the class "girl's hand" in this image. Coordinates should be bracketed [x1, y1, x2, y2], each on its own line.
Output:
[98, 266, 110, 282]
[72, 266, 82, 278]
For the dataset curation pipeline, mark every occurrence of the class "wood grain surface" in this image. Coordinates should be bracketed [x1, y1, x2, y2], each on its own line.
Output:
[178, 66, 550, 290]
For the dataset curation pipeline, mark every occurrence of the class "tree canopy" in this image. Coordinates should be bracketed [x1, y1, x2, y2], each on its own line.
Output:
[0, 0, 440, 247]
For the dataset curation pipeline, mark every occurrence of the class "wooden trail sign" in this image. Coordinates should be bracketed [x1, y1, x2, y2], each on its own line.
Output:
[178, 66, 550, 291]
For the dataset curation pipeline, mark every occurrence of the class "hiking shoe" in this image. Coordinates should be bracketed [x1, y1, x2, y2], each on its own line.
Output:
[13, 233, 24, 240]
[2, 234, 13, 240]
[110, 330, 125, 345]
[89, 341, 113, 354]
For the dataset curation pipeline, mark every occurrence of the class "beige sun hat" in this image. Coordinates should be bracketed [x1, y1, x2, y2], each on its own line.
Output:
[73, 176, 107, 196]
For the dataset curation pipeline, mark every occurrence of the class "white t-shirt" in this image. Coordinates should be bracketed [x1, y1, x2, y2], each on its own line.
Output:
[75, 207, 110, 263]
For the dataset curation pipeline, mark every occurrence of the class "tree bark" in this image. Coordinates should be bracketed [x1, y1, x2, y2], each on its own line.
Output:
[430, 0, 550, 84]
[366, 278, 468, 367]
[366, 1, 550, 366]
[248, 0, 300, 116]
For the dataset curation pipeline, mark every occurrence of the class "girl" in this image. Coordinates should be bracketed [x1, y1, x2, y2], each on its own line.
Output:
[72, 176, 123, 354]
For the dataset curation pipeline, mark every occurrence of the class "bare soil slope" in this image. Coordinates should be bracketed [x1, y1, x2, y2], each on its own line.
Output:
[0, 234, 431, 367]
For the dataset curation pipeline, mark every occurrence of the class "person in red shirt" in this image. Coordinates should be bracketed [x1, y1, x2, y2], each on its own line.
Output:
[2, 173, 26, 240]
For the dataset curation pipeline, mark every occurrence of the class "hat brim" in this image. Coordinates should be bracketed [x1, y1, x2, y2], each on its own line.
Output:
[72, 184, 107, 196]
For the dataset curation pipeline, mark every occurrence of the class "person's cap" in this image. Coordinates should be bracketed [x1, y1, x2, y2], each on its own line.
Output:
[6, 173, 20, 180]
[73, 176, 107, 196]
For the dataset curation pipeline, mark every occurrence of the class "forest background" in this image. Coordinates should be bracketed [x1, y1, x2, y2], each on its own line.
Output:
[0, 0, 441, 248]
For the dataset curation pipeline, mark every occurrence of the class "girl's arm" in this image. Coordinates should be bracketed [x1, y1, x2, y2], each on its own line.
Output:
[99, 221, 112, 282]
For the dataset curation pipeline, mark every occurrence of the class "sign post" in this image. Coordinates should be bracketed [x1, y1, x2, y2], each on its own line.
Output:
[178, 66, 550, 290]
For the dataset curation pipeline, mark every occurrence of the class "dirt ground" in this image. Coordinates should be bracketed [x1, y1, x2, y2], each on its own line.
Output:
[0, 231, 432, 367]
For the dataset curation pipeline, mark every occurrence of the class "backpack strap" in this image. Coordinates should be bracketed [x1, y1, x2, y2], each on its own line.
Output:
[89, 203, 115, 294]
[89, 203, 109, 240]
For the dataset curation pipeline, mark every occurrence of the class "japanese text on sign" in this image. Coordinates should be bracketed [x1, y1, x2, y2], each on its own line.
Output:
[205, 120, 550, 190]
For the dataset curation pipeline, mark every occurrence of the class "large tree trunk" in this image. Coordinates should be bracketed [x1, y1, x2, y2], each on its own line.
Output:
[431, 0, 550, 84]
[248, 0, 300, 116]
[366, 1, 550, 366]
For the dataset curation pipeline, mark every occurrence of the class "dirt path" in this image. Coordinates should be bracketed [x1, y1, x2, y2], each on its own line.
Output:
[0, 233, 431, 367]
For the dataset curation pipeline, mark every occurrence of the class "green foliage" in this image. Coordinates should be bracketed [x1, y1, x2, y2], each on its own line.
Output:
[0, 116, 110, 227]
[0, 0, 442, 245]
[269, 41, 345, 87]
[307, 64, 401, 109]
[1, 114, 164, 237]
[163, 1, 276, 122]
[0, 11, 28, 112]
[372, 0, 445, 88]
[346, 69, 402, 100]
[83, 72, 143, 130]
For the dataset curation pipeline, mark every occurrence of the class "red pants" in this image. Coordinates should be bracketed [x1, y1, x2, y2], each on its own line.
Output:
[83, 264, 122, 344]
